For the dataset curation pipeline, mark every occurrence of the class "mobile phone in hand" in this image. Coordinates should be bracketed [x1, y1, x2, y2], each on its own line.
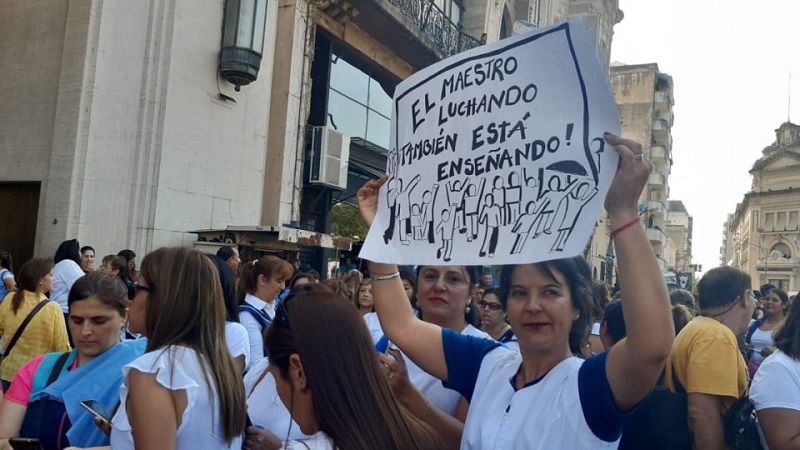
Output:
[80, 399, 112, 424]
[8, 438, 45, 450]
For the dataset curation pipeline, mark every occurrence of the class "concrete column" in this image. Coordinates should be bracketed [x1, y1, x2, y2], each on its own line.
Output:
[38, 0, 100, 254]
[261, 0, 314, 227]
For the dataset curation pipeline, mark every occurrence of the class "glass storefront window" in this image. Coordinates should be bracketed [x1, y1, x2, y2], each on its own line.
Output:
[326, 49, 396, 151]
[369, 81, 393, 118]
[328, 90, 367, 140]
[367, 111, 391, 147]
[330, 57, 369, 104]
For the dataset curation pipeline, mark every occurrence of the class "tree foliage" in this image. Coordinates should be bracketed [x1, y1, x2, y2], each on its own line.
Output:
[329, 203, 368, 240]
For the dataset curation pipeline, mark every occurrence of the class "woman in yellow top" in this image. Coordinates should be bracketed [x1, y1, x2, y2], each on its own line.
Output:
[0, 258, 71, 391]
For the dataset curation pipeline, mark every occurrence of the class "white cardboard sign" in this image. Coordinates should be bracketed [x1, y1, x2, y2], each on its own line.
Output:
[360, 18, 620, 265]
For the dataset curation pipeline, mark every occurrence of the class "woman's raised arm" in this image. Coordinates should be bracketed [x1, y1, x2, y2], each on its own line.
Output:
[358, 177, 449, 381]
[602, 133, 674, 412]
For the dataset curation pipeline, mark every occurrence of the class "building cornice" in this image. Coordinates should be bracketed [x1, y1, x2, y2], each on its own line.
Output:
[751, 148, 800, 172]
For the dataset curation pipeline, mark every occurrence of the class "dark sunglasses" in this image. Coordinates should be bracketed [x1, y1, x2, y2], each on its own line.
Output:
[127, 282, 153, 301]
[478, 300, 503, 311]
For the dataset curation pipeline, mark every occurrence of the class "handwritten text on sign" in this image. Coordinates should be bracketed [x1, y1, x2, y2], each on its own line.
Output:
[361, 18, 620, 265]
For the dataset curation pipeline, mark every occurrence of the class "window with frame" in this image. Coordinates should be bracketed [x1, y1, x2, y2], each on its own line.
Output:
[327, 53, 393, 151]
[764, 212, 775, 231]
[434, 0, 463, 25]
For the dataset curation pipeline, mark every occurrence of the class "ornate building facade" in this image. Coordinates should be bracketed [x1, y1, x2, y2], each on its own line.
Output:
[725, 122, 800, 292]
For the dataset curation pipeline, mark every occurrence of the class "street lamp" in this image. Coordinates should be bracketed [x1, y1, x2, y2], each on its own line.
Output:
[220, 0, 268, 91]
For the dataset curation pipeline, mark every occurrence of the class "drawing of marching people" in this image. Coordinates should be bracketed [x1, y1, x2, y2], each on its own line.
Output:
[434, 206, 457, 262]
[461, 178, 486, 241]
[491, 175, 507, 226]
[478, 192, 503, 258]
[510, 200, 539, 254]
[383, 174, 421, 245]
[445, 179, 467, 237]
[411, 184, 439, 241]
[505, 171, 523, 226]
[544, 160, 599, 253]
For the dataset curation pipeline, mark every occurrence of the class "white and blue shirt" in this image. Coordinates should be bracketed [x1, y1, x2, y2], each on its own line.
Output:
[442, 329, 627, 449]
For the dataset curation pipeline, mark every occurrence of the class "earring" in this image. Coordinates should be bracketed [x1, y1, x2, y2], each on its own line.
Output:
[575, 313, 580, 320]
[465, 306, 471, 314]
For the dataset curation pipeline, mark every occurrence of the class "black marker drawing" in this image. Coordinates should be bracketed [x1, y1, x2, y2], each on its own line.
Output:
[384, 175, 421, 246]
[361, 18, 619, 265]
[478, 193, 503, 258]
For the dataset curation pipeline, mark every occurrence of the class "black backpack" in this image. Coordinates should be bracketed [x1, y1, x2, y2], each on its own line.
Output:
[618, 367, 692, 450]
[723, 394, 764, 450]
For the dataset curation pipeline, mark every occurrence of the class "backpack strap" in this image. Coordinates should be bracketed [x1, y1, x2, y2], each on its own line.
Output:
[659, 361, 687, 394]
[29, 351, 72, 439]
[46, 352, 71, 386]
[745, 319, 765, 344]
[2, 300, 50, 359]
[238, 304, 271, 330]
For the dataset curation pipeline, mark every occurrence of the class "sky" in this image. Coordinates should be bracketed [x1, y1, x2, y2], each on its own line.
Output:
[609, 0, 800, 276]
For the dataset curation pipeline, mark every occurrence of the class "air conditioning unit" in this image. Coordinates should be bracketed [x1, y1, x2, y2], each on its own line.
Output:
[308, 126, 350, 190]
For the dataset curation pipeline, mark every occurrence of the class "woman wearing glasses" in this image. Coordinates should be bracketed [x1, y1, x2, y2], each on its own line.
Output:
[479, 288, 515, 345]
[357, 134, 674, 449]
[370, 265, 487, 448]
[111, 247, 246, 450]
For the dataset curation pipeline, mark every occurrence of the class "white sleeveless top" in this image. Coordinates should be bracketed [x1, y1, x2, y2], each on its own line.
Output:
[110, 346, 243, 450]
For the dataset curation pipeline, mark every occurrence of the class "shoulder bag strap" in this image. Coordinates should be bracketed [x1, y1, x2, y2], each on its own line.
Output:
[45, 351, 72, 386]
[2, 300, 50, 359]
[29, 351, 72, 440]
[671, 361, 687, 394]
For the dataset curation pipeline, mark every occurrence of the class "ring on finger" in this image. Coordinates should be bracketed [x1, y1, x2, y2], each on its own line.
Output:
[634, 154, 643, 161]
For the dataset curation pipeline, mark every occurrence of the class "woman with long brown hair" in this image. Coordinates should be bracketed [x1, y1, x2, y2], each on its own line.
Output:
[260, 284, 443, 450]
[0, 258, 69, 391]
[110, 247, 246, 449]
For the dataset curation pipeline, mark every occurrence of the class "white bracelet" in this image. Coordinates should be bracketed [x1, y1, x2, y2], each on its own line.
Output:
[372, 272, 400, 281]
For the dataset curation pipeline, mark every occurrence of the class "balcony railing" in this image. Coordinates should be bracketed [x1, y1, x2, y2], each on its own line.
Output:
[386, 0, 482, 57]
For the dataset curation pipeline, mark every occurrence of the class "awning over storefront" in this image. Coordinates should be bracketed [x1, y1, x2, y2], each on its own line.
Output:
[191, 225, 353, 253]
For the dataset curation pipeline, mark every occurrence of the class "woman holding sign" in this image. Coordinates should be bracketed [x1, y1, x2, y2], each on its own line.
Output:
[357, 134, 673, 449]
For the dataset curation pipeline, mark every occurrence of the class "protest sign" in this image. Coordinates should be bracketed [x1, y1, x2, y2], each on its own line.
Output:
[360, 17, 620, 265]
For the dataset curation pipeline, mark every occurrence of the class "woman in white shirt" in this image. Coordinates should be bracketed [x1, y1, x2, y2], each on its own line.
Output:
[208, 254, 250, 374]
[110, 247, 246, 450]
[52, 239, 85, 315]
[237, 256, 293, 367]
[357, 134, 674, 449]
[750, 295, 800, 450]
[746, 288, 789, 378]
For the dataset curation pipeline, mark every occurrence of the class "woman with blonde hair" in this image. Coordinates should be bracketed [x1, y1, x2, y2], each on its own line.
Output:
[343, 269, 364, 304]
[110, 247, 246, 449]
[355, 279, 374, 315]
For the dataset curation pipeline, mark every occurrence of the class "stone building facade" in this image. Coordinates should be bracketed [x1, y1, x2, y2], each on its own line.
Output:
[590, 62, 683, 283]
[0, 0, 622, 271]
[725, 122, 800, 292]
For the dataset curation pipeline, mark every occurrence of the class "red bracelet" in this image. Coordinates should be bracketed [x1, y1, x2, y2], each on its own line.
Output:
[611, 217, 640, 239]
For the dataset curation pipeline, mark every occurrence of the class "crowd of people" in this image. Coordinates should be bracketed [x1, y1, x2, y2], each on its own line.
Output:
[0, 134, 797, 449]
